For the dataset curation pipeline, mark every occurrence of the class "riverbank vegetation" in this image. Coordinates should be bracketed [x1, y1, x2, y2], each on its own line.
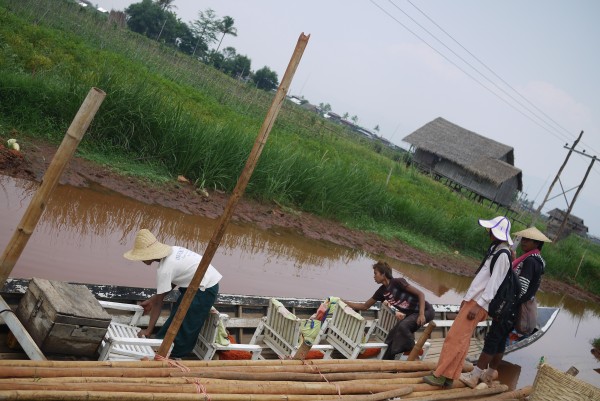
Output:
[1, 0, 599, 296]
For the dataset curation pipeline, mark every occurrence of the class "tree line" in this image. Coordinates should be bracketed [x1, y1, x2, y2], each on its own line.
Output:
[124, 0, 279, 91]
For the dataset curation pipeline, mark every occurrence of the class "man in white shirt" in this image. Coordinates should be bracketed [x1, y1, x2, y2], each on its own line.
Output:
[124, 229, 222, 358]
[424, 216, 512, 388]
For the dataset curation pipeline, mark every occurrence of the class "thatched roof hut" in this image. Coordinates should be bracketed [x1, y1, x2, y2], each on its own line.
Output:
[403, 117, 522, 206]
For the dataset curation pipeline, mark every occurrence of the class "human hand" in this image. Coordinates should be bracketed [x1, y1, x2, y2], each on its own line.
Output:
[417, 314, 426, 326]
[395, 311, 406, 321]
[137, 328, 152, 338]
[467, 304, 481, 320]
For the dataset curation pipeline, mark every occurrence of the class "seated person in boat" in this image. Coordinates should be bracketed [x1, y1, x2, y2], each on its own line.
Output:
[460, 226, 550, 388]
[123, 229, 222, 359]
[424, 216, 513, 388]
[344, 260, 434, 359]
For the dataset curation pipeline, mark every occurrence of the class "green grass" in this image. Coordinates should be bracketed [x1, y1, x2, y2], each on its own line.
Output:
[1, 0, 599, 296]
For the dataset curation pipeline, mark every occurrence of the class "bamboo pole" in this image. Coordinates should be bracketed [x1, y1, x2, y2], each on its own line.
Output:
[0, 358, 431, 368]
[318, 386, 413, 401]
[0, 390, 392, 401]
[157, 33, 310, 357]
[0, 88, 106, 288]
[408, 320, 436, 361]
[405, 384, 508, 400]
[1, 370, 431, 383]
[0, 381, 420, 395]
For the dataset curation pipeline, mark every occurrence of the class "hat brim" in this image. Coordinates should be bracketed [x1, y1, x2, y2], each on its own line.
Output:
[513, 227, 552, 243]
[123, 243, 173, 261]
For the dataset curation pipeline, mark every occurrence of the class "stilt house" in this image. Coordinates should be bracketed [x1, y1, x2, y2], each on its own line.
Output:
[403, 117, 522, 207]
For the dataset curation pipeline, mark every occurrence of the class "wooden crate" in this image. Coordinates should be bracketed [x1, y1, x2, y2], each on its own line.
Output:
[16, 278, 112, 357]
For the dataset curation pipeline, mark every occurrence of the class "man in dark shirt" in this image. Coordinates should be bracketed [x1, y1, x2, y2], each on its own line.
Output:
[345, 261, 434, 359]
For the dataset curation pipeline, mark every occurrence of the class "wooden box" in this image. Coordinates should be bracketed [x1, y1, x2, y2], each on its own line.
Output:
[16, 277, 112, 357]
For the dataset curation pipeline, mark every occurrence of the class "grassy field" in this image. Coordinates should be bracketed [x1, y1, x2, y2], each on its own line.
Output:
[1, 0, 599, 296]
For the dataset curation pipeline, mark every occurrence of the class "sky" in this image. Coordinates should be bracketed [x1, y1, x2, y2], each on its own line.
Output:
[93, 0, 600, 237]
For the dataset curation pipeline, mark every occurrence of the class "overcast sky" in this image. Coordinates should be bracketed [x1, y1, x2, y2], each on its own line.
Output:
[94, 0, 600, 237]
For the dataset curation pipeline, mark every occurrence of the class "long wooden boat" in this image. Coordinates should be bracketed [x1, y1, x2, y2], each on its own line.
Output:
[1, 278, 559, 362]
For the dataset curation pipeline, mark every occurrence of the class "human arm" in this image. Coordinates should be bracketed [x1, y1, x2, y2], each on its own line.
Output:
[478, 251, 511, 311]
[344, 298, 376, 311]
[404, 284, 427, 326]
[137, 292, 166, 337]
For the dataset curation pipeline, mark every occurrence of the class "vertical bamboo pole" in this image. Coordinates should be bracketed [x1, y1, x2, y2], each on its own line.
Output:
[0, 88, 106, 289]
[157, 34, 310, 356]
[407, 321, 436, 361]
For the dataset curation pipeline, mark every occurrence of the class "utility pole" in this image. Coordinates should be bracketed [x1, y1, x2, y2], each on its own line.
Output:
[553, 152, 596, 241]
[533, 131, 583, 224]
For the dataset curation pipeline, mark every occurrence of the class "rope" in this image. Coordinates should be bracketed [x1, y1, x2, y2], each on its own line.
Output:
[153, 354, 190, 372]
[185, 378, 211, 400]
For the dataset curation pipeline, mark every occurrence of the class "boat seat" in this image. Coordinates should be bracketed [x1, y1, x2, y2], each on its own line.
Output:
[97, 301, 171, 361]
[249, 298, 334, 359]
[324, 300, 387, 359]
[193, 307, 262, 360]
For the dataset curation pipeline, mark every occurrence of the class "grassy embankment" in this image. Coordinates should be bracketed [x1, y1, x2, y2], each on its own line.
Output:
[1, 0, 599, 296]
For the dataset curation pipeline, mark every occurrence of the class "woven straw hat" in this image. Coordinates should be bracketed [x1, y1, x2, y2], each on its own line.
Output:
[123, 229, 173, 261]
[513, 227, 552, 243]
[478, 216, 513, 246]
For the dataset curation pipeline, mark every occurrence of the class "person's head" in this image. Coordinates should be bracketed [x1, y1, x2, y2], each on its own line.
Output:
[513, 227, 552, 252]
[123, 229, 173, 264]
[478, 216, 513, 246]
[372, 261, 393, 284]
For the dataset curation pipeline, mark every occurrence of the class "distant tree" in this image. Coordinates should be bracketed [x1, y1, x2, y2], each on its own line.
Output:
[155, 0, 176, 11]
[126, 0, 178, 43]
[373, 143, 382, 154]
[318, 103, 332, 115]
[342, 112, 349, 120]
[351, 115, 358, 124]
[374, 125, 380, 133]
[215, 16, 237, 53]
[252, 66, 279, 91]
[189, 8, 219, 58]
[219, 47, 252, 79]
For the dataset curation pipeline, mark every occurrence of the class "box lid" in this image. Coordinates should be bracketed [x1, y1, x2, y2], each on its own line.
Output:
[29, 278, 112, 322]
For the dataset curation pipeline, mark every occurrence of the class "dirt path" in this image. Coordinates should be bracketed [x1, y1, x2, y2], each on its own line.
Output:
[1, 137, 598, 303]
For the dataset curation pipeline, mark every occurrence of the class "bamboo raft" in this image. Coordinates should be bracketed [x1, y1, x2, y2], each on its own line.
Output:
[0, 359, 531, 401]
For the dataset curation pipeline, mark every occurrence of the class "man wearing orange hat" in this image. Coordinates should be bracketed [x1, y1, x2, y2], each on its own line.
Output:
[424, 216, 513, 388]
[124, 229, 222, 358]
[459, 226, 551, 388]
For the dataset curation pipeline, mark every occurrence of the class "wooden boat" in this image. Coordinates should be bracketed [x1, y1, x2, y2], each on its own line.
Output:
[1, 278, 560, 362]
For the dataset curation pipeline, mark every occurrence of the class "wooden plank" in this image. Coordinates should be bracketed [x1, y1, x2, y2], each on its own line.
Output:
[0, 295, 45, 360]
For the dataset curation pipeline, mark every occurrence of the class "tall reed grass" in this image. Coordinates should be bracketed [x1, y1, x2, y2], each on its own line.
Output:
[1, 0, 599, 296]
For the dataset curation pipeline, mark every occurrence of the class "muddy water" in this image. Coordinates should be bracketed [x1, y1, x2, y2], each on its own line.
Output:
[1, 174, 599, 388]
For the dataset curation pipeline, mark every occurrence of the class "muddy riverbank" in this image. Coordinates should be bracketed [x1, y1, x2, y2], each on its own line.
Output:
[1, 137, 598, 303]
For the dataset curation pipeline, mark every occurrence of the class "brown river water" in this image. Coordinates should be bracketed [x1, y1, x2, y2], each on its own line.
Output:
[1, 174, 599, 388]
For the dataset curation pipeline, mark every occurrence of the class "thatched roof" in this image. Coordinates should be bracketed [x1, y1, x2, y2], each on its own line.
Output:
[403, 117, 522, 189]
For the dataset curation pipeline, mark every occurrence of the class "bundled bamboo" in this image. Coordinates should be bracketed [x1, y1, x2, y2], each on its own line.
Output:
[0, 358, 520, 401]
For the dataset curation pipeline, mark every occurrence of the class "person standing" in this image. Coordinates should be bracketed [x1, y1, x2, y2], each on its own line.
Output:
[123, 228, 222, 358]
[423, 216, 513, 387]
[459, 226, 550, 387]
[344, 261, 435, 360]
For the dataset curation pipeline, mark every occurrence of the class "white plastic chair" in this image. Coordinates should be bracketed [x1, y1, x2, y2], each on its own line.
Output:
[368, 302, 431, 361]
[324, 300, 387, 359]
[249, 298, 334, 359]
[97, 300, 170, 361]
[193, 307, 262, 360]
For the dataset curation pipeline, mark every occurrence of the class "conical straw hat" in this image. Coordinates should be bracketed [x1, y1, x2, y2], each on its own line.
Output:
[513, 227, 552, 243]
[123, 229, 173, 261]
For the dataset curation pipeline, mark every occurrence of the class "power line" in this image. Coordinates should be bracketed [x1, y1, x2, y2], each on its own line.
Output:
[402, 0, 575, 141]
[384, 0, 572, 144]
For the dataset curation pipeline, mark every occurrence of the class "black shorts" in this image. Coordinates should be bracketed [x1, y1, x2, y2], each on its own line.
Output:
[482, 317, 514, 355]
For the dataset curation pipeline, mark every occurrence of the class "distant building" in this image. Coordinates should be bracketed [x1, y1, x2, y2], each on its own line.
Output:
[403, 117, 522, 207]
[546, 208, 589, 240]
